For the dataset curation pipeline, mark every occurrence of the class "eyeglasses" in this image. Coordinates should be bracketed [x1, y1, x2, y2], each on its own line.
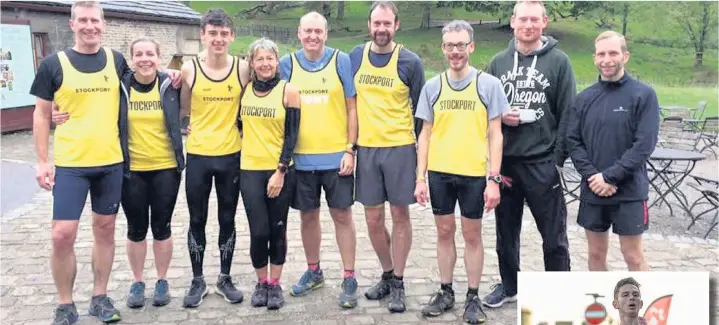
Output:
[442, 42, 470, 51]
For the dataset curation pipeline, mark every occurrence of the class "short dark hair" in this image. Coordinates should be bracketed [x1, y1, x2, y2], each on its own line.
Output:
[368, 1, 399, 23]
[201, 8, 234, 31]
[614, 277, 641, 300]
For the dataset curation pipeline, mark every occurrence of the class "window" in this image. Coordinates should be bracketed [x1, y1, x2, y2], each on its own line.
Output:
[32, 33, 48, 70]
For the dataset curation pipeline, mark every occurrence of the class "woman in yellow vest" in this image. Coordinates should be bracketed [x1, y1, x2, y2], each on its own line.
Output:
[239, 37, 301, 311]
[52, 37, 185, 310]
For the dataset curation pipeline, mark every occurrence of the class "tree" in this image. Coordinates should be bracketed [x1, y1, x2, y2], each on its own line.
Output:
[238, 1, 302, 19]
[419, 2, 433, 29]
[437, 1, 597, 27]
[323, 1, 332, 20]
[618, 2, 633, 36]
[304, 1, 331, 19]
[544, 1, 575, 20]
[580, 2, 635, 35]
[568, 1, 604, 19]
[585, 1, 616, 29]
[337, 1, 345, 21]
[437, 1, 513, 25]
[674, 1, 718, 67]
[300, 0, 333, 30]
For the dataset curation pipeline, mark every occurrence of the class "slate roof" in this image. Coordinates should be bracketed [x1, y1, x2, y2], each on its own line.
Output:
[10, 1, 201, 23]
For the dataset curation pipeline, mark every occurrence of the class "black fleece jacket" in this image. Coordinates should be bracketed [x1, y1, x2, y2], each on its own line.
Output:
[566, 73, 660, 204]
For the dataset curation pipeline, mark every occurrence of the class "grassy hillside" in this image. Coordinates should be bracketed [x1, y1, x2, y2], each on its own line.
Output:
[190, 1, 496, 35]
[191, 1, 719, 117]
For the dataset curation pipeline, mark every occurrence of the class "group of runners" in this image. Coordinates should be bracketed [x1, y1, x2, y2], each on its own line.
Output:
[31, 0, 659, 324]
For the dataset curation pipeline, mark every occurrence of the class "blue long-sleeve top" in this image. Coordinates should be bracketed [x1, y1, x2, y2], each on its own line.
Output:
[566, 73, 660, 204]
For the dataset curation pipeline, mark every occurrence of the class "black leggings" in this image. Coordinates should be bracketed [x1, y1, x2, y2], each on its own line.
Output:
[240, 169, 296, 269]
[185, 152, 241, 277]
[121, 168, 181, 242]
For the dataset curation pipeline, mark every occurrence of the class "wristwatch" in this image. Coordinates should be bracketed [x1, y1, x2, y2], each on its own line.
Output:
[346, 143, 358, 155]
[277, 163, 288, 174]
[488, 173, 502, 185]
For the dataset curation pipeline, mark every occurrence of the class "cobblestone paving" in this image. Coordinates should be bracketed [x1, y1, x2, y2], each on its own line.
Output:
[1, 131, 718, 324]
[3, 131, 717, 240]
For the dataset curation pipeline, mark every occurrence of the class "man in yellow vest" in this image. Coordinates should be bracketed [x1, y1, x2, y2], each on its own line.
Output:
[350, 1, 426, 313]
[29, 1, 176, 323]
[178, 8, 250, 308]
[279, 12, 360, 308]
[413, 20, 507, 324]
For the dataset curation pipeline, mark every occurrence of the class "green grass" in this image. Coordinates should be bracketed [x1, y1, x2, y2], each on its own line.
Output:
[195, 1, 719, 117]
[652, 86, 718, 118]
[229, 35, 718, 118]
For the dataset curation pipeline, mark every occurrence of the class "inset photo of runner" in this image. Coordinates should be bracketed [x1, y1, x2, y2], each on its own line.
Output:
[518, 271, 709, 325]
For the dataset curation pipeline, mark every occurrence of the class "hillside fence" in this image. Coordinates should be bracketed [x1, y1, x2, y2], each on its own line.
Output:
[236, 25, 299, 46]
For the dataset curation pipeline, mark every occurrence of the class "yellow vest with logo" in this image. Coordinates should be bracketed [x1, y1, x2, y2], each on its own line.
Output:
[354, 42, 414, 147]
[429, 72, 489, 177]
[289, 50, 347, 154]
[240, 81, 291, 170]
[127, 78, 176, 171]
[53, 47, 123, 167]
[187, 56, 243, 156]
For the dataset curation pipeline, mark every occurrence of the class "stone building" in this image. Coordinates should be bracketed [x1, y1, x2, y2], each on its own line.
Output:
[0, 0, 202, 132]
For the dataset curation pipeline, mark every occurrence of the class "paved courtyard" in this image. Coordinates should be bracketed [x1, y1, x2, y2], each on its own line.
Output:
[1, 132, 718, 324]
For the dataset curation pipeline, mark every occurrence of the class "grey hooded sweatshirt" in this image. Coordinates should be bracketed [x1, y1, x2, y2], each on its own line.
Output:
[486, 36, 577, 165]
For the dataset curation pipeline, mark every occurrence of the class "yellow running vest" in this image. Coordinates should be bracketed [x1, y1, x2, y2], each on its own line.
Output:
[240, 81, 290, 170]
[429, 72, 489, 177]
[289, 50, 348, 154]
[127, 78, 177, 171]
[354, 42, 414, 147]
[187, 56, 243, 156]
[53, 47, 123, 167]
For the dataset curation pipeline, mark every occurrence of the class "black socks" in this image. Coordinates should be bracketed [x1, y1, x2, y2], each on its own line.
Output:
[439, 283, 477, 297]
[441, 283, 454, 294]
[381, 269, 404, 282]
[382, 269, 393, 280]
[468, 287, 479, 297]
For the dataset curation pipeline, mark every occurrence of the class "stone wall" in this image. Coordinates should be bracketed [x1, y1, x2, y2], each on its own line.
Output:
[1, 8, 200, 68]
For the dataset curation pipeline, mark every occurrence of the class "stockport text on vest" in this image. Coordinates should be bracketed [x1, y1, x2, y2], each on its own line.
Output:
[130, 100, 162, 111]
[439, 99, 477, 111]
[242, 106, 277, 118]
[75, 87, 111, 94]
[357, 74, 395, 88]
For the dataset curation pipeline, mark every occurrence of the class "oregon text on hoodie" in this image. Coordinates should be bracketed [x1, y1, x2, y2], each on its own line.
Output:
[486, 36, 577, 164]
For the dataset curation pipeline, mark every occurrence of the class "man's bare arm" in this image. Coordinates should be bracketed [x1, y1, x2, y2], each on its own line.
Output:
[33, 98, 53, 163]
[345, 96, 358, 145]
[238, 59, 251, 89]
[179, 60, 194, 120]
[416, 121, 432, 180]
[487, 117, 503, 175]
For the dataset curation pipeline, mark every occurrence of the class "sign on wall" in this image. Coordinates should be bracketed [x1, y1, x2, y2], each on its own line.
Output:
[0, 23, 36, 109]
